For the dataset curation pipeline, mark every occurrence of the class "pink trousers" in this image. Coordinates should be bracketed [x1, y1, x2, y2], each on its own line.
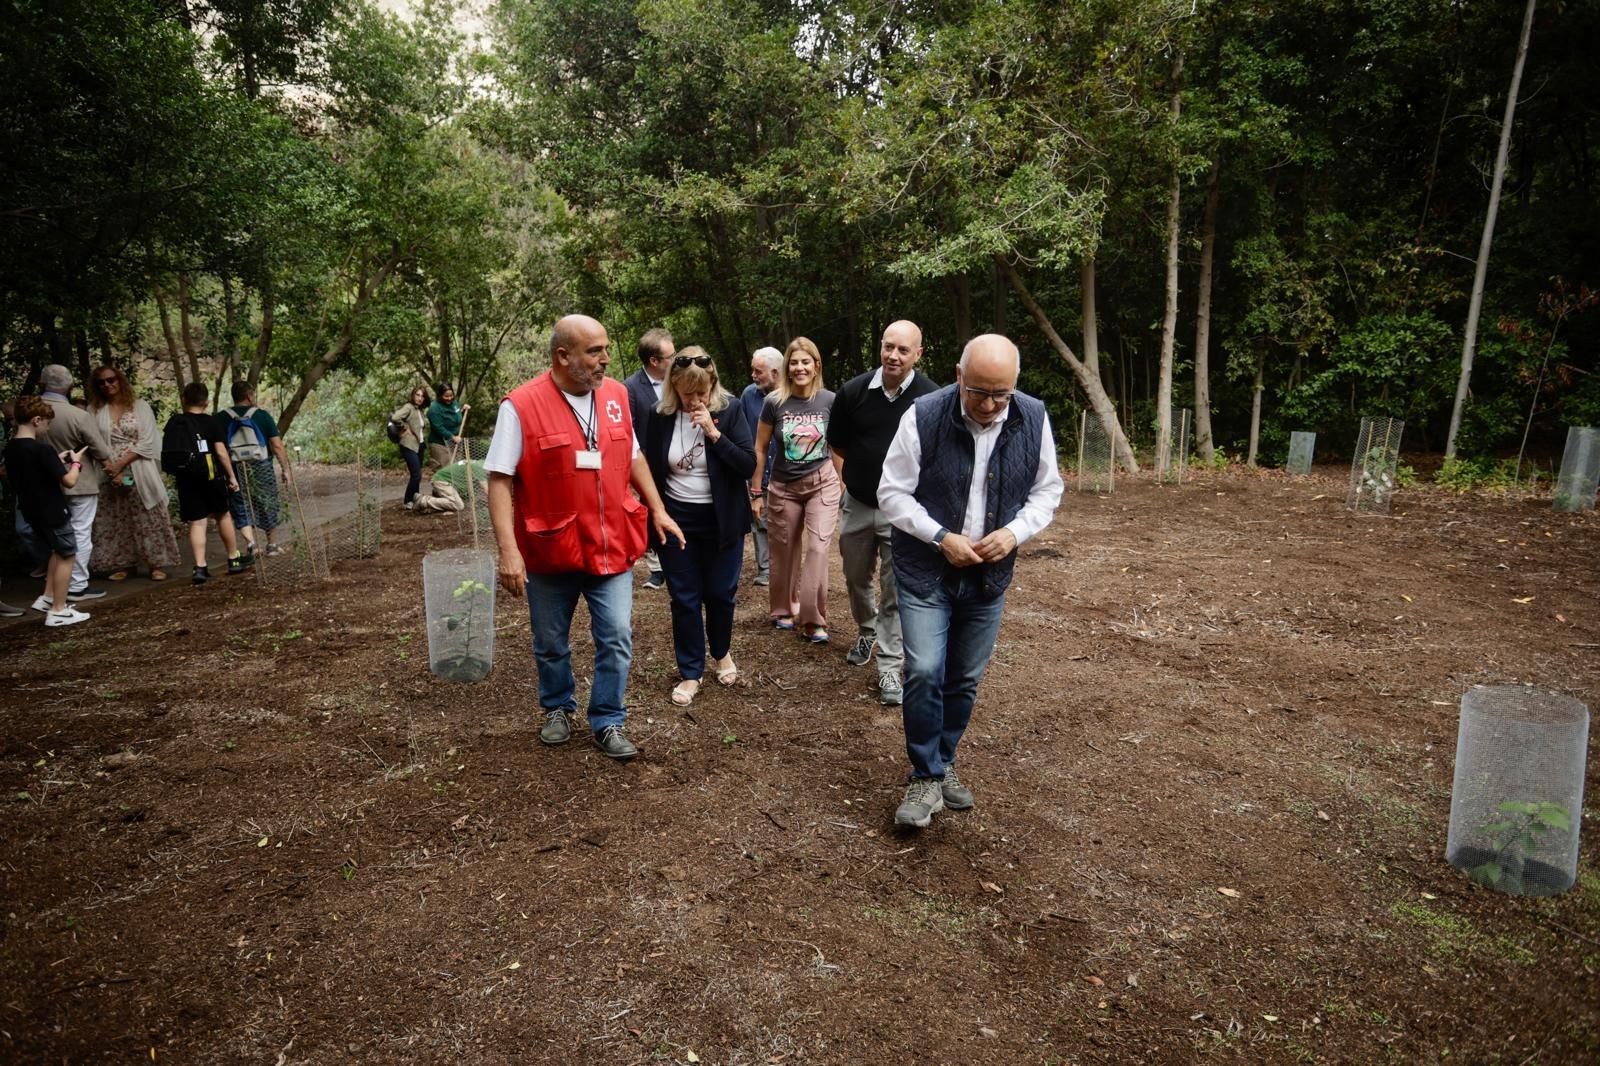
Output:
[766, 465, 841, 627]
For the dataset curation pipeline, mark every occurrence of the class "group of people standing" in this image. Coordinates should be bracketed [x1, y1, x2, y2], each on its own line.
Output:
[388, 384, 470, 508]
[1, 365, 292, 625]
[487, 314, 1063, 828]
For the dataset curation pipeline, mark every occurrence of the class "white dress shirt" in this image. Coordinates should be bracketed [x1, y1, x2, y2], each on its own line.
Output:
[877, 401, 1063, 545]
[483, 395, 640, 475]
[869, 366, 916, 401]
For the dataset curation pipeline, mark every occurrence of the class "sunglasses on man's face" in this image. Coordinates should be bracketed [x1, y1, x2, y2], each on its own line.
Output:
[673, 355, 714, 370]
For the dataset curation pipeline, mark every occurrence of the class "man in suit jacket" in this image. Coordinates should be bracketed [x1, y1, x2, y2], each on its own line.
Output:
[38, 364, 114, 601]
[622, 328, 675, 589]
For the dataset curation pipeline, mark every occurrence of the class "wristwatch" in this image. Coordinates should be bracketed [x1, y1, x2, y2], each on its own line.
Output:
[932, 527, 949, 549]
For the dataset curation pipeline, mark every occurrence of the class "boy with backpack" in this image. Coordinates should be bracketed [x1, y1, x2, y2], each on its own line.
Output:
[162, 382, 253, 585]
[218, 382, 289, 556]
[3, 395, 92, 626]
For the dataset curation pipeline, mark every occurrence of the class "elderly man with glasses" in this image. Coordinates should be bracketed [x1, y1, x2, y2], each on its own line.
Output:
[35, 364, 115, 602]
[877, 334, 1063, 829]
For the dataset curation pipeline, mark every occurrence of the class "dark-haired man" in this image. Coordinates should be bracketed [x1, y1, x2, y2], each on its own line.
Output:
[624, 327, 675, 589]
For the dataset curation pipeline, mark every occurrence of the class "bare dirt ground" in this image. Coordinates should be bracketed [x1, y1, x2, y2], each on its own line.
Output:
[2, 466, 1597, 1064]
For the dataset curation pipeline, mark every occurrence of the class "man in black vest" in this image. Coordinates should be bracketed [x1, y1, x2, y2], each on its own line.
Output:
[623, 328, 675, 589]
[826, 320, 938, 705]
[877, 334, 1064, 828]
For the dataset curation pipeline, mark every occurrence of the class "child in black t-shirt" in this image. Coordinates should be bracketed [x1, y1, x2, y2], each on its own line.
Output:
[2, 395, 90, 626]
[161, 382, 252, 585]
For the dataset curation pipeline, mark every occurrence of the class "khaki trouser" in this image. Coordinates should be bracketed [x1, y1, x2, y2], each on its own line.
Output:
[428, 442, 454, 470]
[839, 490, 903, 676]
[766, 465, 841, 627]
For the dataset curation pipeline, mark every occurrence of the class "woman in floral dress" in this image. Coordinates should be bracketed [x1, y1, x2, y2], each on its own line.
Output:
[88, 367, 180, 580]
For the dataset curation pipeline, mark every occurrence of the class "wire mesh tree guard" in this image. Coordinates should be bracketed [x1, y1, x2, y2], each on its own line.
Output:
[1346, 417, 1404, 514]
[1156, 409, 1191, 484]
[247, 449, 387, 586]
[1552, 426, 1600, 513]
[1287, 431, 1316, 475]
[1076, 410, 1115, 494]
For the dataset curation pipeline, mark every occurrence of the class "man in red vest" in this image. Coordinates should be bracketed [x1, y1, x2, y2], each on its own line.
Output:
[486, 314, 686, 759]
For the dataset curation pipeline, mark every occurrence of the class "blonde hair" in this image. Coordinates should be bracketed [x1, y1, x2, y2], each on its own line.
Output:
[88, 365, 137, 411]
[656, 346, 732, 415]
[774, 336, 824, 404]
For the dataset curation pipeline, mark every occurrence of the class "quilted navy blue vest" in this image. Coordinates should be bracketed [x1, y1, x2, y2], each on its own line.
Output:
[890, 384, 1046, 601]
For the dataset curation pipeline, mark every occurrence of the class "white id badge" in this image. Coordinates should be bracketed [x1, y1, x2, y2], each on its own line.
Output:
[197, 438, 210, 453]
[575, 449, 602, 470]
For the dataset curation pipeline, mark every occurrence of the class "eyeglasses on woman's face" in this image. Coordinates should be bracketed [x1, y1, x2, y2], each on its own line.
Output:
[94, 377, 118, 388]
[673, 355, 714, 370]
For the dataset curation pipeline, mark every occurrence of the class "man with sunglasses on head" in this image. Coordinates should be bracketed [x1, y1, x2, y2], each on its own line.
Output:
[826, 320, 939, 706]
[485, 314, 686, 760]
[739, 346, 783, 586]
[624, 327, 675, 590]
[877, 334, 1063, 828]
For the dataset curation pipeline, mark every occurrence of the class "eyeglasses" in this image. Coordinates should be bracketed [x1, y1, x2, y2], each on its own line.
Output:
[963, 385, 1013, 406]
[94, 377, 117, 387]
[673, 355, 714, 370]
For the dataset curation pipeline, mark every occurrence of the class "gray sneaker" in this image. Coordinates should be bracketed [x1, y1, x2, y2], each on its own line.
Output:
[878, 673, 903, 705]
[941, 768, 975, 810]
[594, 725, 637, 760]
[753, 571, 770, 587]
[539, 708, 572, 746]
[894, 778, 945, 828]
[846, 634, 875, 667]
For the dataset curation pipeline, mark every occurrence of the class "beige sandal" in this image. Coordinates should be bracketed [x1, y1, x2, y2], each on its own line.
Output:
[671, 679, 702, 706]
[712, 655, 738, 686]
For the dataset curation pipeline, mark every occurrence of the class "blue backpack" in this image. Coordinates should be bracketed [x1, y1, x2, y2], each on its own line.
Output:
[227, 406, 269, 462]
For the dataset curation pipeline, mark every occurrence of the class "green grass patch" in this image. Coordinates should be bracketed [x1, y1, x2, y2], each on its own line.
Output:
[1389, 900, 1535, 966]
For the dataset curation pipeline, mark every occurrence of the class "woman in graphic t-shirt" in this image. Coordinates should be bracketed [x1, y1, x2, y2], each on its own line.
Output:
[750, 337, 840, 643]
[643, 349, 756, 705]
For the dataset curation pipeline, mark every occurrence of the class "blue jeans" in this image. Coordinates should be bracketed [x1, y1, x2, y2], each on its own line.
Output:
[399, 446, 423, 503]
[659, 498, 742, 680]
[899, 575, 1007, 780]
[526, 569, 633, 732]
[228, 458, 281, 535]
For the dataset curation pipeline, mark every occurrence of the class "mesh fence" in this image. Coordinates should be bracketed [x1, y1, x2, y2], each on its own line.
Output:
[1553, 426, 1600, 513]
[1346, 416, 1404, 514]
[249, 452, 387, 586]
[1157, 409, 1191, 484]
[1076, 410, 1115, 494]
[1287, 431, 1316, 475]
[446, 438, 492, 547]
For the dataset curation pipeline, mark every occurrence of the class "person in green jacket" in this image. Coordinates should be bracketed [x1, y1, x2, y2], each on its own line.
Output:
[425, 385, 470, 469]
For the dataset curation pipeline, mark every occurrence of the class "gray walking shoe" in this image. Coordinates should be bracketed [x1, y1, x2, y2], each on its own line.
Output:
[594, 725, 638, 760]
[846, 634, 875, 667]
[878, 673, 903, 706]
[941, 767, 975, 810]
[894, 777, 945, 829]
[539, 708, 572, 745]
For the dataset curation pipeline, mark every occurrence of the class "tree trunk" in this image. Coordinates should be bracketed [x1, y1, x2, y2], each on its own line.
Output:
[250, 270, 274, 388]
[221, 273, 241, 385]
[1445, 0, 1537, 459]
[998, 256, 1139, 473]
[277, 249, 407, 434]
[1247, 346, 1266, 467]
[1080, 257, 1100, 385]
[436, 296, 454, 389]
[991, 260, 1008, 333]
[177, 274, 202, 391]
[949, 273, 972, 343]
[1193, 156, 1220, 462]
[154, 287, 185, 390]
[73, 328, 92, 387]
[1155, 53, 1184, 475]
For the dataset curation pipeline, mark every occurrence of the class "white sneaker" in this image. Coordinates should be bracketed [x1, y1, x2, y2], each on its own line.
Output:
[30, 595, 51, 613]
[45, 606, 91, 627]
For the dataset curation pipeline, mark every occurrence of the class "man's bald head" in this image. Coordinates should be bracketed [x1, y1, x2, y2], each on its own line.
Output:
[549, 314, 611, 394]
[956, 334, 1020, 426]
[879, 319, 924, 389]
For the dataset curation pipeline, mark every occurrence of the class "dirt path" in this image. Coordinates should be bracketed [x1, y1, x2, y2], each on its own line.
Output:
[1, 467, 1596, 1063]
